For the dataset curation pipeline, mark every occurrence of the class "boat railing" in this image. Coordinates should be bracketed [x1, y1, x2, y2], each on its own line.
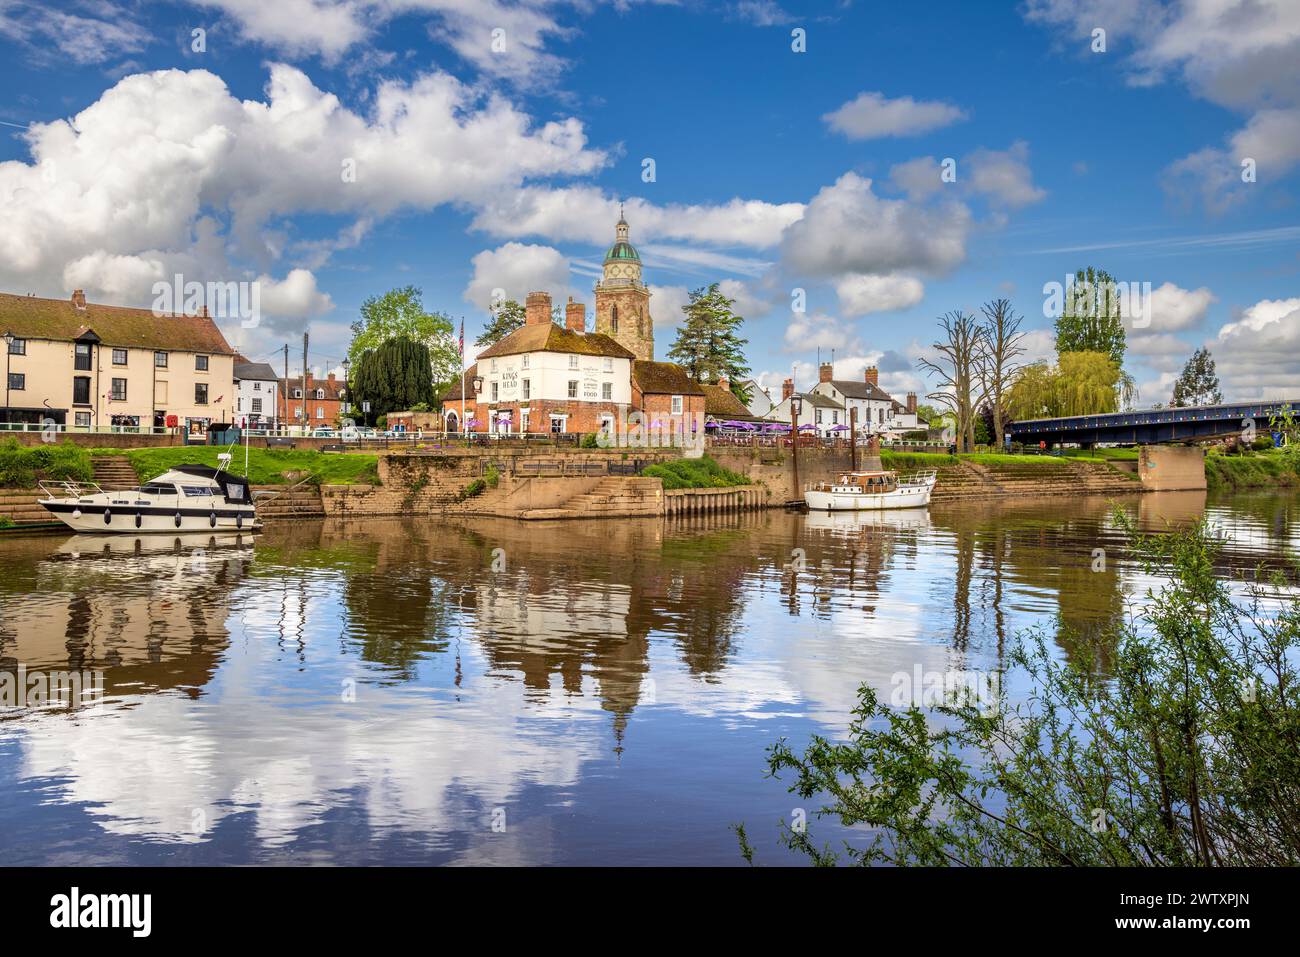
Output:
[900, 469, 938, 487]
[38, 479, 106, 500]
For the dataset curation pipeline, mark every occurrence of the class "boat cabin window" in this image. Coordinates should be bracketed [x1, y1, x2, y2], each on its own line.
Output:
[181, 485, 215, 497]
[139, 483, 177, 495]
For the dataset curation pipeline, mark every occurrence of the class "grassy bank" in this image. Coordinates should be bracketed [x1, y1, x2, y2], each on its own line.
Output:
[643, 456, 752, 489]
[0, 438, 94, 487]
[1205, 451, 1298, 491]
[110, 447, 381, 486]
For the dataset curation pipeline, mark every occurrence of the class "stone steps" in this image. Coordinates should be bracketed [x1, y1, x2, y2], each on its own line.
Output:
[91, 456, 139, 490]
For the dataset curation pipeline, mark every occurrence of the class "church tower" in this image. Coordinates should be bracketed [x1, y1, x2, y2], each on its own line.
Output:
[594, 209, 654, 361]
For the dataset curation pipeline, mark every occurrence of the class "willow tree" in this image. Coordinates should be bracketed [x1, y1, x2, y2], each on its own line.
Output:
[917, 310, 988, 452]
[1007, 351, 1137, 420]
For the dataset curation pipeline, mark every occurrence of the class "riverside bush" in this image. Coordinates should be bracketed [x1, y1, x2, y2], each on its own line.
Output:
[744, 513, 1300, 866]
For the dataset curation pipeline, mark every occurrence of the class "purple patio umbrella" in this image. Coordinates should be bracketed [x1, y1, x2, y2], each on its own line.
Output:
[797, 423, 817, 431]
[763, 422, 790, 432]
[829, 424, 850, 432]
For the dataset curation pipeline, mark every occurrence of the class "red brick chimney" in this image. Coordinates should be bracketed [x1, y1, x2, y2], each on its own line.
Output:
[71, 289, 86, 310]
[327, 373, 336, 385]
[819, 362, 834, 383]
[717, 376, 730, 393]
[565, 296, 585, 332]
[864, 365, 879, 386]
[525, 291, 552, 326]
[782, 377, 794, 401]
[906, 392, 917, 414]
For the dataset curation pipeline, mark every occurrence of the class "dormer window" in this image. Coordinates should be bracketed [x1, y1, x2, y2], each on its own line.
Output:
[315, 388, 324, 400]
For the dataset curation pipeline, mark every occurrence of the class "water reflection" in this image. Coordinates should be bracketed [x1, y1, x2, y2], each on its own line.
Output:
[0, 489, 1296, 864]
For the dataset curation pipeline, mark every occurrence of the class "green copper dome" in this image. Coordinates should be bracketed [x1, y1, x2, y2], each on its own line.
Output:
[604, 240, 640, 262]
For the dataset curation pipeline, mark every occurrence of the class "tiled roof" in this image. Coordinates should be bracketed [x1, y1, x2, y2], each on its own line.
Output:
[799, 392, 844, 409]
[701, 383, 750, 417]
[0, 291, 236, 354]
[235, 361, 278, 381]
[477, 322, 635, 360]
[280, 377, 346, 401]
[828, 379, 894, 402]
[633, 360, 706, 395]
[441, 363, 477, 402]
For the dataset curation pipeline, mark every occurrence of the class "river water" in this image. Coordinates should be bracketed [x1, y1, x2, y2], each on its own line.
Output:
[1, 489, 1297, 865]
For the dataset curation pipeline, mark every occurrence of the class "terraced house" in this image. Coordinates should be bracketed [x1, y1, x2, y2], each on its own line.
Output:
[1, 289, 236, 434]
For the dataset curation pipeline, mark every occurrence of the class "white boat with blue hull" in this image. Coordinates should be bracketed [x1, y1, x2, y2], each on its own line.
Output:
[804, 469, 936, 512]
[39, 457, 260, 534]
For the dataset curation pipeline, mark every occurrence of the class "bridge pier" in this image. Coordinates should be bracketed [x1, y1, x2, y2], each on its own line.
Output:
[1138, 446, 1206, 491]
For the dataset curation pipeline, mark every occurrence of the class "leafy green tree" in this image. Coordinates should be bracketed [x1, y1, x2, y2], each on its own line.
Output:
[349, 336, 436, 423]
[1170, 347, 1222, 408]
[743, 514, 1300, 866]
[667, 283, 752, 404]
[348, 286, 461, 393]
[1054, 266, 1127, 367]
[475, 299, 526, 347]
[1007, 351, 1137, 419]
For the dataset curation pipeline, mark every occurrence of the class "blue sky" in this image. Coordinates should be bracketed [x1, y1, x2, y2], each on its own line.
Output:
[1, 0, 1298, 403]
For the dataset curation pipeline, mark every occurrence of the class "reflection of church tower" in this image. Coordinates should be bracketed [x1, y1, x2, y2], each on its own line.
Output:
[594, 209, 654, 360]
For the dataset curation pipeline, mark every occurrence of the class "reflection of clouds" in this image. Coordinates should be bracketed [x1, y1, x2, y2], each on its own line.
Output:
[12, 611, 607, 858]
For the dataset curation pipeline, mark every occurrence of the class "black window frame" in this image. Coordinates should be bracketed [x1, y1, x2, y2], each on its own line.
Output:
[74, 342, 92, 371]
[195, 383, 209, 405]
[7, 372, 24, 391]
[195, 354, 209, 372]
[111, 348, 128, 366]
[110, 377, 127, 401]
[7, 338, 25, 356]
[154, 351, 168, 368]
[72, 375, 91, 405]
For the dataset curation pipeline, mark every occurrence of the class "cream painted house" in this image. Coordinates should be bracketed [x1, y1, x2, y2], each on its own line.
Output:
[1, 289, 237, 434]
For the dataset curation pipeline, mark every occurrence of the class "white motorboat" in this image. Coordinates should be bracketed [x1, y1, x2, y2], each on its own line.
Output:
[804, 469, 936, 512]
[39, 454, 260, 534]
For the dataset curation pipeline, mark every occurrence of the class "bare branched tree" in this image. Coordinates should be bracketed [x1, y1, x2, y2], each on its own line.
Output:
[917, 310, 989, 452]
[977, 298, 1026, 450]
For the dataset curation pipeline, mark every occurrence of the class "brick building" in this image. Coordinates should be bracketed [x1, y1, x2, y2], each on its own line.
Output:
[279, 371, 349, 430]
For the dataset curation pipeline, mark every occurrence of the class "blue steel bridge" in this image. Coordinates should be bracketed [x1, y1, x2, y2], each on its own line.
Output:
[1009, 399, 1299, 447]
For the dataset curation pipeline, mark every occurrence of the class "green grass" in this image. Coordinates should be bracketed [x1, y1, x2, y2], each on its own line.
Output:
[1205, 451, 1298, 492]
[117, 447, 380, 486]
[0, 438, 95, 487]
[643, 455, 752, 490]
[879, 451, 957, 470]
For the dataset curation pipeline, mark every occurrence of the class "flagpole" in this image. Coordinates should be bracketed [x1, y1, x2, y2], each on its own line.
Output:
[459, 317, 466, 438]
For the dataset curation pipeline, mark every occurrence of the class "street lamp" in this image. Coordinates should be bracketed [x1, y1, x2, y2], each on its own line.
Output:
[470, 374, 484, 435]
[2, 331, 13, 432]
[341, 356, 352, 424]
[789, 392, 802, 500]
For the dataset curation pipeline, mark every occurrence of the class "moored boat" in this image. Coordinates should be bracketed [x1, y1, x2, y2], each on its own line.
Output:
[39, 455, 260, 533]
[804, 469, 936, 512]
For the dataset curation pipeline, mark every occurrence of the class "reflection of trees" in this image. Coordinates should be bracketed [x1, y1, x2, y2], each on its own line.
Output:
[301, 514, 761, 738]
[931, 498, 1129, 672]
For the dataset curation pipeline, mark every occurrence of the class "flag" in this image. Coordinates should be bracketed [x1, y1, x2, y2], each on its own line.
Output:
[458, 319, 464, 359]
